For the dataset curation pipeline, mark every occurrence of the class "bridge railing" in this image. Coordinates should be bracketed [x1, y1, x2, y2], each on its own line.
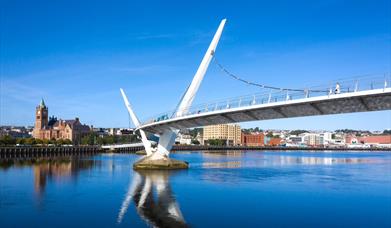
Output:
[142, 75, 390, 125]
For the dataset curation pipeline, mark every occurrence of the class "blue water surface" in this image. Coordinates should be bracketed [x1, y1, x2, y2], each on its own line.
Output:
[1, 150, 390, 228]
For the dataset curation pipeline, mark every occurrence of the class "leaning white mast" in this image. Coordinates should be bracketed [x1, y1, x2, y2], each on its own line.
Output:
[121, 19, 227, 163]
[176, 19, 226, 117]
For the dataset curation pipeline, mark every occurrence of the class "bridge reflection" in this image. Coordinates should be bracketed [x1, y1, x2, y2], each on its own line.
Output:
[118, 170, 188, 228]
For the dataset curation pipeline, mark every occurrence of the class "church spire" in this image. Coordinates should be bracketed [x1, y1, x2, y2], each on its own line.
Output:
[40, 98, 46, 108]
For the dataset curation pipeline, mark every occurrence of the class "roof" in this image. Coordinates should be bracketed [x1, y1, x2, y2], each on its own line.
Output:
[52, 119, 90, 131]
[40, 98, 46, 108]
[358, 135, 391, 144]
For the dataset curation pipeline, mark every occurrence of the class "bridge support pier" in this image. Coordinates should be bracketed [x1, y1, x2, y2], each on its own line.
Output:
[133, 129, 188, 170]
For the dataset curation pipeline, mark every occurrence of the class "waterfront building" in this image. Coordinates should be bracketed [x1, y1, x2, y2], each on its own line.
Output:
[303, 133, 324, 146]
[203, 124, 241, 145]
[268, 137, 283, 146]
[175, 130, 192, 145]
[288, 135, 304, 144]
[320, 132, 333, 144]
[345, 135, 391, 147]
[108, 128, 119, 136]
[33, 99, 90, 144]
[241, 132, 264, 146]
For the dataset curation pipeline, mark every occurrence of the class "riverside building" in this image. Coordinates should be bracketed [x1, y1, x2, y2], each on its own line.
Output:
[241, 132, 265, 146]
[32, 99, 90, 144]
[203, 124, 241, 146]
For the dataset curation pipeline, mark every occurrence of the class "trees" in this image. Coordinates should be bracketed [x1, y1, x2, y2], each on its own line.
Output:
[266, 132, 274, 138]
[1, 133, 142, 146]
[242, 127, 263, 134]
[0, 135, 16, 146]
[206, 139, 226, 146]
[290, 130, 308, 136]
[383, 130, 391, 135]
[191, 139, 200, 145]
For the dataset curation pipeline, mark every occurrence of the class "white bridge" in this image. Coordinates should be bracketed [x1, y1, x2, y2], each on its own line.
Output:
[139, 84, 391, 135]
[120, 19, 391, 161]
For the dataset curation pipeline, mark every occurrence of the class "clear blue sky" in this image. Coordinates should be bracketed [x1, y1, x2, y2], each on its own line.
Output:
[1, 0, 390, 130]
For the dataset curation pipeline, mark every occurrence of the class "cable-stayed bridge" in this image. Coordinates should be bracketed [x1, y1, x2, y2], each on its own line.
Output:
[120, 19, 391, 163]
[138, 76, 390, 135]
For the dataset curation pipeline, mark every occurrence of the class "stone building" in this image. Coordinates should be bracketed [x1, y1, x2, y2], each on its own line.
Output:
[203, 124, 241, 145]
[33, 99, 90, 144]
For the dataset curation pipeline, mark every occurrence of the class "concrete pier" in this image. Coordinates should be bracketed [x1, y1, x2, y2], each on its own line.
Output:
[133, 156, 189, 170]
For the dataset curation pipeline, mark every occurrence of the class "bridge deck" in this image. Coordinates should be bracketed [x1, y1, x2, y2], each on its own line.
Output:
[139, 88, 391, 134]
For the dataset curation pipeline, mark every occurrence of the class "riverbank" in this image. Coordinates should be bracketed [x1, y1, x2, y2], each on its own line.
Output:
[1, 144, 389, 161]
[0, 146, 101, 160]
[172, 145, 390, 151]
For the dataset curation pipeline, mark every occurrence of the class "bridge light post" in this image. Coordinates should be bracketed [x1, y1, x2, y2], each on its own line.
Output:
[354, 80, 358, 92]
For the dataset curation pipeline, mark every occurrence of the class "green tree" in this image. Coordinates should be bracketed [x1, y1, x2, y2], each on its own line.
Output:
[191, 139, 200, 145]
[81, 133, 96, 145]
[266, 132, 274, 138]
[25, 138, 37, 145]
[290, 130, 308, 135]
[383, 130, 391, 135]
[0, 135, 16, 145]
[16, 138, 26, 145]
[206, 139, 226, 146]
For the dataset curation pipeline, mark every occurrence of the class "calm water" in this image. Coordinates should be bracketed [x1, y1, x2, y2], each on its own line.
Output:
[1, 150, 391, 228]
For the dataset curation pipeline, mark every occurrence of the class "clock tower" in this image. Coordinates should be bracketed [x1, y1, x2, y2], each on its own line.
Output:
[35, 98, 48, 130]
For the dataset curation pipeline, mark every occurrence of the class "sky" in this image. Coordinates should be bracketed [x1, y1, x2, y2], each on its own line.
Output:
[1, 0, 390, 130]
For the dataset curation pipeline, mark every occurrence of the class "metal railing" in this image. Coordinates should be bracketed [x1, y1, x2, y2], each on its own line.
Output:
[141, 75, 390, 125]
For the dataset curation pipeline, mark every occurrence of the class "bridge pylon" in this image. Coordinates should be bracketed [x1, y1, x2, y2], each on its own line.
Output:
[121, 19, 227, 169]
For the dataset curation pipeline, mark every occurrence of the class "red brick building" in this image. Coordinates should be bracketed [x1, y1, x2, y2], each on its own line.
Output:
[33, 99, 90, 144]
[346, 135, 391, 145]
[268, 138, 283, 146]
[241, 133, 264, 146]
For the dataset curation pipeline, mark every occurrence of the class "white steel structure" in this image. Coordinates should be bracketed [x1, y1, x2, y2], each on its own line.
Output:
[121, 19, 391, 160]
[121, 19, 226, 160]
[140, 86, 391, 135]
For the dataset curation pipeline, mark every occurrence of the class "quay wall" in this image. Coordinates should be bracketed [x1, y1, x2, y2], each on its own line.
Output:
[0, 146, 101, 160]
[1, 145, 388, 161]
[171, 145, 390, 151]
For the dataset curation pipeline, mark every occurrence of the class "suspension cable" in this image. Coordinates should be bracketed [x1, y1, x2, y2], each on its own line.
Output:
[213, 57, 328, 93]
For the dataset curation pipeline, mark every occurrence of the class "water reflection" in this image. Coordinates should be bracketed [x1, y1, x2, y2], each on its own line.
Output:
[0, 159, 99, 199]
[118, 170, 188, 228]
[276, 156, 370, 165]
[200, 151, 372, 168]
[202, 150, 244, 158]
[203, 161, 242, 168]
[33, 159, 98, 196]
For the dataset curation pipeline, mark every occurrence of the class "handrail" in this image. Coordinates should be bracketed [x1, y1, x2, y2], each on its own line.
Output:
[141, 75, 390, 125]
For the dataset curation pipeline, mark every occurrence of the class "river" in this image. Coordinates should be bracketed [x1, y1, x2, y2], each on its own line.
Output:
[1, 150, 390, 227]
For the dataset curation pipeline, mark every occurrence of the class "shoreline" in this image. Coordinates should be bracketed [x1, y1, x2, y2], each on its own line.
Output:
[171, 145, 390, 151]
[0, 145, 389, 161]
